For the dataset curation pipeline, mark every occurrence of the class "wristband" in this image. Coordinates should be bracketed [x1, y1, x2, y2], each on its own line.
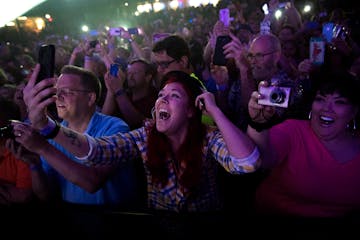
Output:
[40, 117, 61, 139]
[127, 38, 134, 44]
[247, 119, 273, 132]
[114, 89, 126, 97]
[247, 112, 280, 132]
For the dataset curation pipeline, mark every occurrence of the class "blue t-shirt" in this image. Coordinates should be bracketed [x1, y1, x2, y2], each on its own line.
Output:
[41, 111, 140, 206]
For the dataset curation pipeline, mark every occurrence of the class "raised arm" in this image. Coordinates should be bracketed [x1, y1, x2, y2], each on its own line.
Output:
[195, 91, 256, 159]
[21, 64, 90, 158]
[246, 81, 279, 168]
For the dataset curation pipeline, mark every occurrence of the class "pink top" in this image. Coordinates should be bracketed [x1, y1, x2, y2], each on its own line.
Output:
[255, 119, 360, 217]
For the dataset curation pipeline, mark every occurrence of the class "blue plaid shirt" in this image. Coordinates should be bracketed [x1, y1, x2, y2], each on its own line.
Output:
[80, 125, 258, 212]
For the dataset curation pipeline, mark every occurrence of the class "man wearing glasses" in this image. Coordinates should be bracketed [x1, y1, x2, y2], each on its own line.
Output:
[225, 33, 310, 132]
[151, 35, 205, 90]
[246, 33, 310, 124]
[24, 65, 143, 238]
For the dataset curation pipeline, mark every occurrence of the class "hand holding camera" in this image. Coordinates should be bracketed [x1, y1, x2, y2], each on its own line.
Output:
[258, 85, 291, 108]
[248, 82, 277, 125]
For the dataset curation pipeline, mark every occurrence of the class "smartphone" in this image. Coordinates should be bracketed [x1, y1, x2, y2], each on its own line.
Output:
[36, 44, 55, 83]
[109, 27, 121, 36]
[309, 37, 325, 65]
[219, 8, 230, 27]
[213, 35, 231, 66]
[128, 27, 139, 35]
[110, 63, 119, 77]
[322, 22, 334, 42]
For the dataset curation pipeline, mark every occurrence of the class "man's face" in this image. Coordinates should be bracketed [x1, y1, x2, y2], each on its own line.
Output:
[248, 40, 278, 82]
[126, 62, 148, 90]
[55, 74, 93, 121]
[152, 51, 184, 77]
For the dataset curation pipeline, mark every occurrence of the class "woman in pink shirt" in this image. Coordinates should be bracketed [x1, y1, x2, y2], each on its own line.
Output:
[247, 69, 360, 218]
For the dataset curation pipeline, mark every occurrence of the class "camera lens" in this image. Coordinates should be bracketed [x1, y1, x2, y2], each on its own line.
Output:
[270, 88, 286, 104]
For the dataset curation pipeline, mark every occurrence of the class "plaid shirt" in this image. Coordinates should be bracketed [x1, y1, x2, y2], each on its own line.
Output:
[82, 126, 258, 212]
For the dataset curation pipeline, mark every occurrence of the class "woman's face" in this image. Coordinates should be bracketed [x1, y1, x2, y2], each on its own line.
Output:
[311, 92, 358, 140]
[154, 82, 193, 136]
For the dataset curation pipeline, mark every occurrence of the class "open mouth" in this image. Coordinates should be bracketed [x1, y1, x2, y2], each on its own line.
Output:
[159, 109, 170, 120]
[319, 115, 334, 125]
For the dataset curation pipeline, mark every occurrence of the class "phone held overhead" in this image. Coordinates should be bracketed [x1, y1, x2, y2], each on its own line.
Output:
[213, 35, 231, 66]
[36, 44, 55, 83]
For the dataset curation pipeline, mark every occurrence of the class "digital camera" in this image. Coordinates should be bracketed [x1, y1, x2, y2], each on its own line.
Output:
[258, 86, 291, 108]
[0, 124, 14, 139]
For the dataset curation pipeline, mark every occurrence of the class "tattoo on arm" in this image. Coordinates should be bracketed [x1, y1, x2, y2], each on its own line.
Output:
[63, 128, 82, 147]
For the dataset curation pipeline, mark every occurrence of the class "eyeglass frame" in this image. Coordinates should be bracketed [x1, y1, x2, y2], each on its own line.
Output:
[246, 50, 279, 62]
[155, 59, 177, 69]
[56, 88, 92, 98]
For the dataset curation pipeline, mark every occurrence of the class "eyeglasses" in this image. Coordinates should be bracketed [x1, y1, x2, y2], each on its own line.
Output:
[155, 59, 177, 69]
[246, 50, 278, 62]
[56, 88, 92, 98]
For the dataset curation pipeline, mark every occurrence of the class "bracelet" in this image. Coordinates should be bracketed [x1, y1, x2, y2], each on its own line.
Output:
[114, 89, 126, 97]
[247, 119, 273, 132]
[30, 164, 42, 171]
[40, 117, 57, 136]
[127, 38, 133, 44]
[40, 117, 61, 139]
[247, 112, 280, 132]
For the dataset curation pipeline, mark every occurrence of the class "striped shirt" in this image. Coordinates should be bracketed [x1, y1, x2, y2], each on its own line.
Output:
[79, 125, 259, 212]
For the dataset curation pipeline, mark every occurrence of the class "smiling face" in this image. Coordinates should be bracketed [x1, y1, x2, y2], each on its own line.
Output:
[311, 91, 358, 141]
[154, 82, 194, 137]
[55, 73, 95, 121]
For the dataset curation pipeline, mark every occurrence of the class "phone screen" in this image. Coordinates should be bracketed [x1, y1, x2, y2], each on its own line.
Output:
[36, 44, 55, 83]
[219, 8, 230, 27]
[128, 27, 139, 35]
[110, 63, 119, 77]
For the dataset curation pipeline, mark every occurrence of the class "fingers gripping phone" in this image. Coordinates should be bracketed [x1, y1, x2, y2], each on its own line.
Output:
[36, 44, 55, 83]
[213, 35, 231, 66]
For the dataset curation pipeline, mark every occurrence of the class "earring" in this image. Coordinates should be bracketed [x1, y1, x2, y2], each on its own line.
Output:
[353, 119, 357, 131]
[308, 111, 312, 120]
[347, 119, 357, 131]
[151, 107, 155, 119]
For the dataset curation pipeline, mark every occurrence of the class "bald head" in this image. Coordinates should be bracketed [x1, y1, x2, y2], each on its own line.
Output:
[250, 34, 281, 53]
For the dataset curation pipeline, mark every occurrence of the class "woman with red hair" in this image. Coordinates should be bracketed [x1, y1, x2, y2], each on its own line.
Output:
[13, 68, 260, 213]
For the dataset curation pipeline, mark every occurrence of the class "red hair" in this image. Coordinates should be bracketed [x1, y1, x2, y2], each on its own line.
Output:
[146, 71, 206, 190]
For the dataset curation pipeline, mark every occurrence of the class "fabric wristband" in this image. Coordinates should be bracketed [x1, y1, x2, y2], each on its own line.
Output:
[246, 112, 281, 132]
[114, 89, 126, 97]
[247, 119, 273, 132]
[40, 117, 61, 139]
